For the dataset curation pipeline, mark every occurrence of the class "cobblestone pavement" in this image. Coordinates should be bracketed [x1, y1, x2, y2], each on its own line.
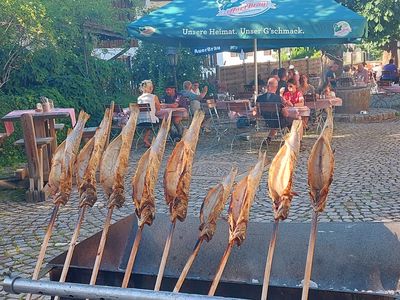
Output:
[1, 117, 400, 299]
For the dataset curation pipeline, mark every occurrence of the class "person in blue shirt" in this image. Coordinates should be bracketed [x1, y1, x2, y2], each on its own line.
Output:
[180, 81, 208, 113]
[381, 59, 399, 83]
[325, 62, 339, 89]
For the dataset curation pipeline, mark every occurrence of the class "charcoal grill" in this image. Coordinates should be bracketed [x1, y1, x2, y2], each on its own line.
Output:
[3, 214, 400, 299]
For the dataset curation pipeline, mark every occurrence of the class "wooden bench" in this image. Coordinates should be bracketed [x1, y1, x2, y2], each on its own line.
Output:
[54, 123, 65, 131]
[83, 127, 98, 138]
[14, 137, 54, 147]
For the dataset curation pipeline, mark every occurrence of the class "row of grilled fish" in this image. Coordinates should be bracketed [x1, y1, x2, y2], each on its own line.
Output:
[45, 104, 334, 249]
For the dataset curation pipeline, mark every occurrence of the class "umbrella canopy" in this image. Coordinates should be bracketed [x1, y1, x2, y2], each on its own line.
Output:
[127, 0, 367, 48]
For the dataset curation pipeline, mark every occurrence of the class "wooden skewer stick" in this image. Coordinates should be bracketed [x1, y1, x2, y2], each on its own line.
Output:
[154, 221, 176, 291]
[208, 241, 234, 296]
[26, 204, 60, 300]
[54, 206, 87, 300]
[301, 211, 319, 300]
[173, 238, 204, 292]
[121, 224, 144, 288]
[261, 219, 280, 300]
[89, 206, 114, 286]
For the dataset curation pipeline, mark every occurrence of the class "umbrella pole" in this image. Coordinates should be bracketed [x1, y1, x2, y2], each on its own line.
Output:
[254, 38, 258, 103]
[301, 211, 319, 300]
[89, 206, 114, 286]
[278, 49, 282, 68]
[154, 221, 176, 291]
[121, 224, 144, 288]
[54, 205, 87, 300]
[26, 203, 60, 300]
[173, 238, 204, 292]
[261, 219, 280, 300]
[208, 241, 234, 296]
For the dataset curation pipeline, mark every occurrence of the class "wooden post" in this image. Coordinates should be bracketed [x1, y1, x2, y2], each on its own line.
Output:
[173, 239, 203, 292]
[26, 204, 60, 300]
[121, 225, 144, 288]
[301, 211, 319, 300]
[154, 221, 176, 291]
[21, 114, 43, 202]
[208, 242, 234, 296]
[89, 207, 114, 286]
[261, 219, 280, 300]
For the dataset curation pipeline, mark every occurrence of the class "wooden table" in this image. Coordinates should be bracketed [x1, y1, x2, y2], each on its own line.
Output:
[2, 108, 76, 181]
[216, 99, 251, 110]
[305, 97, 343, 110]
[157, 107, 188, 119]
[123, 105, 189, 120]
[282, 106, 310, 119]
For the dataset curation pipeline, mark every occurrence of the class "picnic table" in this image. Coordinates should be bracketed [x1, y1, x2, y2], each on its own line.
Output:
[215, 99, 250, 110]
[305, 97, 343, 110]
[158, 104, 189, 119]
[1, 108, 76, 181]
[282, 106, 311, 119]
[122, 104, 189, 120]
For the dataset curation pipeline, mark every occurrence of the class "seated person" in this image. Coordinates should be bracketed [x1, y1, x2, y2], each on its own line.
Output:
[283, 79, 305, 107]
[137, 79, 161, 148]
[355, 63, 370, 84]
[161, 84, 186, 140]
[276, 67, 288, 96]
[257, 78, 290, 144]
[325, 62, 339, 89]
[381, 59, 399, 83]
[319, 82, 336, 98]
[250, 74, 266, 93]
[162, 84, 179, 105]
[180, 80, 208, 112]
[337, 65, 355, 87]
[191, 81, 201, 95]
[299, 74, 316, 96]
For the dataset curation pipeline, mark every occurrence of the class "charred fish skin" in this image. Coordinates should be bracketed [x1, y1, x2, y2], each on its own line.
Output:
[45, 141, 65, 197]
[53, 111, 90, 206]
[199, 167, 238, 242]
[229, 153, 266, 246]
[164, 111, 204, 223]
[132, 113, 172, 227]
[79, 105, 114, 208]
[100, 105, 139, 209]
[308, 108, 335, 213]
[268, 120, 302, 221]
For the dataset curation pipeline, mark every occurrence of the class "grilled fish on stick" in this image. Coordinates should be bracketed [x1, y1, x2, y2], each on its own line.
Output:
[229, 152, 266, 245]
[308, 107, 335, 212]
[44, 140, 65, 197]
[79, 104, 114, 207]
[132, 112, 171, 226]
[164, 110, 205, 222]
[100, 104, 139, 208]
[45, 111, 89, 204]
[208, 153, 266, 296]
[268, 120, 303, 221]
[75, 137, 94, 189]
[173, 167, 238, 293]
[199, 167, 238, 242]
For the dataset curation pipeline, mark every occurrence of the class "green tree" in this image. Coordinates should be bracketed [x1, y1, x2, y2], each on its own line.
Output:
[338, 0, 400, 63]
[0, 0, 50, 89]
[131, 42, 203, 95]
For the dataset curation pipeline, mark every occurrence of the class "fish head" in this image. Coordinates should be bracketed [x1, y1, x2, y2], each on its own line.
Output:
[79, 186, 97, 207]
[109, 188, 125, 209]
[53, 192, 69, 206]
[274, 194, 293, 221]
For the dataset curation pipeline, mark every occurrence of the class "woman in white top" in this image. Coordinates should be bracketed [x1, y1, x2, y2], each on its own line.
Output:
[137, 79, 161, 147]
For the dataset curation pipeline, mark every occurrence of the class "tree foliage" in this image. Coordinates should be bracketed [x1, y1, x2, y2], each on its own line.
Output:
[0, 0, 50, 88]
[131, 42, 203, 94]
[338, 0, 400, 60]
